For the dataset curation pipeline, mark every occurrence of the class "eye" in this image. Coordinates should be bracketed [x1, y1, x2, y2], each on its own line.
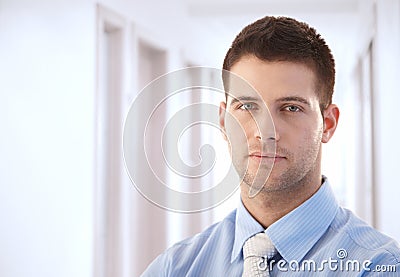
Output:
[284, 105, 301, 112]
[239, 103, 255, 110]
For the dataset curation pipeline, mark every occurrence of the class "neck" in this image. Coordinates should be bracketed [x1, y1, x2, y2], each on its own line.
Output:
[240, 173, 322, 229]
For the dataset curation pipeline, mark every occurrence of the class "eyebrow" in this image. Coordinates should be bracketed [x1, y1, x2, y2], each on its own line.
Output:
[276, 96, 311, 107]
[230, 96, 260, 105]
[229, 95, 311, 107]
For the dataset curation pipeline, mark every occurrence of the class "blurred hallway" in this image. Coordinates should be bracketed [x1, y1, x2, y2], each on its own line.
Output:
[0, 0, 399, 276]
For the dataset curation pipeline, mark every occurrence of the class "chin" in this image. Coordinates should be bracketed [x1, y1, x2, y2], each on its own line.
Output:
[245, 173, 296, 193]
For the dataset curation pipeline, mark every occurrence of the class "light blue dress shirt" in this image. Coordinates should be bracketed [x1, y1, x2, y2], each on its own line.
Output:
[141, 178, 400, 276]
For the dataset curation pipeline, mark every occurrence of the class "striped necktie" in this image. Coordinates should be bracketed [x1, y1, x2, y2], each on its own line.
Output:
[242, 232, 276, 277]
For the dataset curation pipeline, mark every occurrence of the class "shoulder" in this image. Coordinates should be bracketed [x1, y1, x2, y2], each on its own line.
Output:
[330, 207, 400, 265]
[170, 208, 236, 256]
[140, 209, 237, 277]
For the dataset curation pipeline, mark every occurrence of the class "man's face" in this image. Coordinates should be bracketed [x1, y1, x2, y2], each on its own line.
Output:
[220, 56, 326, 193]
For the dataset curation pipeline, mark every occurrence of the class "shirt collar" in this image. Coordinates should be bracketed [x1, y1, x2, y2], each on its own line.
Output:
[231, 196, 265, 263]
[231, 177, 339, 263]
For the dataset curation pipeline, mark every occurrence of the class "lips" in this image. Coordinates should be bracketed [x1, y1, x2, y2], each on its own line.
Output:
[248, 152, 286, 166]
[249, 152, 285, 159]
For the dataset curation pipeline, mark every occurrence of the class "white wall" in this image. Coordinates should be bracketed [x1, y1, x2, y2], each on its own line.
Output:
[0, 1, 95, 276]
[373, 0, 400, 240]
[93, 1, 218, 275]
[0, 1, 200, 276]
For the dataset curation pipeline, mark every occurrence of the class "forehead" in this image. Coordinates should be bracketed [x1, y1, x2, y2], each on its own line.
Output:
[226, 56, 318, 104]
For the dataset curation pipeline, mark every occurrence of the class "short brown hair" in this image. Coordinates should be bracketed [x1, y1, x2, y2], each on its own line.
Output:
[223, 16, 335, 111]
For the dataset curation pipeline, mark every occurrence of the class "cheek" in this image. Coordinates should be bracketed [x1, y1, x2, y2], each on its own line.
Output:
[225, 117, 253, 155]
[225, 115, 252, 141]
[285, 122, 323, 150]
[302, 125, 324, 150]
[290, 114, 323, 139]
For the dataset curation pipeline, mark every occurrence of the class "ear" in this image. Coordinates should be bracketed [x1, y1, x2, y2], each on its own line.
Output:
[322, 104, 340, 143]
[219, 101, 228, 141]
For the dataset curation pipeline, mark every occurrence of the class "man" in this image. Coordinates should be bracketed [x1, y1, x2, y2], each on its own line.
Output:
[141, 16, 400, 276]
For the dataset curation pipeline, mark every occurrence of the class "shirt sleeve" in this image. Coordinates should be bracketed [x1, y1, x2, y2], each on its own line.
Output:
[140, 252, 170, 277]
[361, 254, 400, 276]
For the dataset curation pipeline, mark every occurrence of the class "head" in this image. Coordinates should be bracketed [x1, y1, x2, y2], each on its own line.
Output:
[219, 16, 339, 197]
[222, 16, 335, 112]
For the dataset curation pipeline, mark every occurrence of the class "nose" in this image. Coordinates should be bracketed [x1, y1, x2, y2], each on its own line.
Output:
[256, 131, 280, 142]
[254, 114, 280, 142]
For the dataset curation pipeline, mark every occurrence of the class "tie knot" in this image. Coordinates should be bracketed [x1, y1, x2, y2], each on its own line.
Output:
[243, 232, 276, 259]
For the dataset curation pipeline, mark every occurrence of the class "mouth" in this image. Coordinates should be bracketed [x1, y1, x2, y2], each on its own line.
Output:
[249, 152, 286, 162]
